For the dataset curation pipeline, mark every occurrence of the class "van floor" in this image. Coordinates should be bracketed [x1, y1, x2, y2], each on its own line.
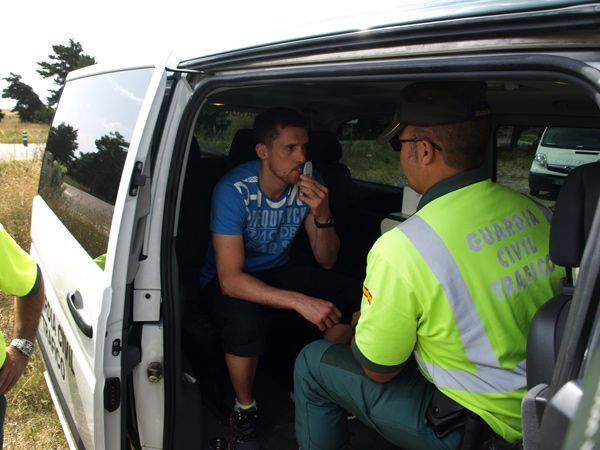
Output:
[200, 366, 401, 449]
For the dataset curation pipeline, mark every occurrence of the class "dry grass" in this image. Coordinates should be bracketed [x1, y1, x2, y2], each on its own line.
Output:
[0, 160, 68, 449]
[0, 111, 50, 145]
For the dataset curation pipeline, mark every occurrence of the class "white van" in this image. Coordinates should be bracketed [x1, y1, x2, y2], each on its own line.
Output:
[528, 126, 600, 196]
[30, 2, 600, 449]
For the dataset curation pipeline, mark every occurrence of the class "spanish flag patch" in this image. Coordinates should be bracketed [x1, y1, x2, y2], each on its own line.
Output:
[363, 285, 373, 304]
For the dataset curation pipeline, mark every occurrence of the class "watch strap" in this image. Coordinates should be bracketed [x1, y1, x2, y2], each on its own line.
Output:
[314, 215, 335, 228]
[10, 338, 35, 357]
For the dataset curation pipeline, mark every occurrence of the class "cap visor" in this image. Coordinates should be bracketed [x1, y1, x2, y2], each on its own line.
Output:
[376, 121, 403, 145]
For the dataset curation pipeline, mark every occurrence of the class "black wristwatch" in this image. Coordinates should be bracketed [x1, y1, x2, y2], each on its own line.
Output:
[314, 216, 335, 228]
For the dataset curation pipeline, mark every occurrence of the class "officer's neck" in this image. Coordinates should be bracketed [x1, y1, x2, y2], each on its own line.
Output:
[416, 164, 462, 196]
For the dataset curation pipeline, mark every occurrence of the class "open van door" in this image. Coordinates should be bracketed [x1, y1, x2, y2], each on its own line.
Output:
[30, 63, 169, 449]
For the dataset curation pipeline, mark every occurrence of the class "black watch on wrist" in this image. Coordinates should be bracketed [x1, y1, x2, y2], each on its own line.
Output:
[314, 215, 335, 228]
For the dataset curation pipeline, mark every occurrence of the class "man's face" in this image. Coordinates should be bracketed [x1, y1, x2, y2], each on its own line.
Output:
[263, 126, 308, 185]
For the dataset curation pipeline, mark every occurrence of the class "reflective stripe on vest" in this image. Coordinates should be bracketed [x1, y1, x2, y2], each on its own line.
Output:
[400, 215, 527, 394]
[533, 200, 552, 225]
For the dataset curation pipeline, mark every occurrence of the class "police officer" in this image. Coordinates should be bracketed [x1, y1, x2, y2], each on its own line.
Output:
[293, 81, 563, 450]
[0, 223, 44, 446]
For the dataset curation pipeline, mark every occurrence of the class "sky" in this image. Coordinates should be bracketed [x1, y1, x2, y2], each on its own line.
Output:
[2, 0, 566, 110]
[0, 0, 413, 110]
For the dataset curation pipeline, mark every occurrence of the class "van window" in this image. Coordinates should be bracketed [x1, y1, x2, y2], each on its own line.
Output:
[39, 68, 154, 262]
[195, 107, 257, 156]
[494, 125, 549, 199]
[338, 118, 407, 187]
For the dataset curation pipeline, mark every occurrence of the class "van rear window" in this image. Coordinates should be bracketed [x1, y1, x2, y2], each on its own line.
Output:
[39, 68, 154, 263]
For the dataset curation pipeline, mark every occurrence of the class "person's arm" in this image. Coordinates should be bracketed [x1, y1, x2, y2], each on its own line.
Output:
[0, 276, 45, 394]
[350, 236, 416, 383]
[213, 233, 341, 331]
[298, 174, 340, 269]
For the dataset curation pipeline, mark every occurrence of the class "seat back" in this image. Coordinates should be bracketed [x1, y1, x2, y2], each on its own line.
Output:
[227, 128, 258, 169]
[307, 130, 355, 210]
[527, 161, 600, 388]
[522, 162, 600, 450]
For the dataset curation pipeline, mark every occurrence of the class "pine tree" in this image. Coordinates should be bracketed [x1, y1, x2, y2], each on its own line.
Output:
[1, 73, 51, 122]
[37, 39, 96, 108]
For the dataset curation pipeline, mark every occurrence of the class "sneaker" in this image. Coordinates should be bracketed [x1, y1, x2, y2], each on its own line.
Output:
[229, 407, 260, 450]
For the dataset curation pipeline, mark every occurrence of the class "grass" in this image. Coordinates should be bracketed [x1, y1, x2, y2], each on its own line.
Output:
[0, 111, 50, 145]
[0, 160, 67, 449]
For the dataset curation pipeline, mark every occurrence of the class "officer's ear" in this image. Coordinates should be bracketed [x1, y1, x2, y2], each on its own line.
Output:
[419, 140, 436, 166]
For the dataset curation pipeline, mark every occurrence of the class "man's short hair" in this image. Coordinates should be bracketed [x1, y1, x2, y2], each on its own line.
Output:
[416, 117, 491, 170]
[254, 107, 307, 147]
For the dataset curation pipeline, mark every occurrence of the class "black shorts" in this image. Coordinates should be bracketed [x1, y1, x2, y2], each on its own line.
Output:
[203, 264, 361, 357]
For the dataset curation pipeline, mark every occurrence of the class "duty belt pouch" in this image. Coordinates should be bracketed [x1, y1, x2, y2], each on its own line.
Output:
[426, 389, 468, 437]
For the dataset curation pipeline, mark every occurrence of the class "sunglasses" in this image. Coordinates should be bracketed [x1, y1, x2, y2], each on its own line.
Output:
[390, 136, 443, 152]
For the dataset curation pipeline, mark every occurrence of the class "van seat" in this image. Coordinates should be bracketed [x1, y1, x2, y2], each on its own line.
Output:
[227, 128, 258, 169]
[527, 161, 600, 388]
[308, 130, 356, 211]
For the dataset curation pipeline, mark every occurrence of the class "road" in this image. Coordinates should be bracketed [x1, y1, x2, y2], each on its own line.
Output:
[0, 143, 44, 161]
[62, 182, 114, 232]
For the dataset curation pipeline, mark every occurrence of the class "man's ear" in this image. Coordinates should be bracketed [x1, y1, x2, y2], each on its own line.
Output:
[256, 143, 268, 160]
[419, 140, 436, 165]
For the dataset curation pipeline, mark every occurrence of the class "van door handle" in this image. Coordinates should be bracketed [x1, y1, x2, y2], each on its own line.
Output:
[66, 290, 93, 338]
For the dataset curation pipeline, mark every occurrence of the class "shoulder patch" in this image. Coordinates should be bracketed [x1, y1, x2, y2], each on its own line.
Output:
[363, 285, 373, 304]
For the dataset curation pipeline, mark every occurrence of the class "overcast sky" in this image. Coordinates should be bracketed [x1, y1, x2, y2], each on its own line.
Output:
[1, 0, 420, 109]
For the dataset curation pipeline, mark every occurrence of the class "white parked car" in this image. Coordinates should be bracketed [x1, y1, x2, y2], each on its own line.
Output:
[529, 126, 600, 196]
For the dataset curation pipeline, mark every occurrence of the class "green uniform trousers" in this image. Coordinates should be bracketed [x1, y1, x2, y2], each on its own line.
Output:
[294, 340, 461, 450]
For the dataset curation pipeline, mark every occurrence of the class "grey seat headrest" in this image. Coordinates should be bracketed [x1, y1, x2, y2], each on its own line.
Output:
[550, 161, 600, 267]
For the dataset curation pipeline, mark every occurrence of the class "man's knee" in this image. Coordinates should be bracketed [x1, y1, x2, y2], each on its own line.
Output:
[222, 319, 265, 356]
[295, 339, 336, 378]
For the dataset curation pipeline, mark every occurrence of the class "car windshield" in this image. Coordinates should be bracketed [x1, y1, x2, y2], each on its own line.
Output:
[541, 127, 600, 151]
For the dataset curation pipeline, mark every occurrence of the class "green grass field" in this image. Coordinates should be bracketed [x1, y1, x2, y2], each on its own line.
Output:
[0, 157, 67, 448]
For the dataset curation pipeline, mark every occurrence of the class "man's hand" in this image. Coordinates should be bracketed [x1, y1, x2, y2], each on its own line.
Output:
[295, 297, 342, 331]
[0, 346, 29, 394]
[298, 175, 331, 222]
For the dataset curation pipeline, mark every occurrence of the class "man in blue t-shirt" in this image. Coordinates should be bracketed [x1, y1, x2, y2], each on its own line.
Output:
[199, 107, 358, 449]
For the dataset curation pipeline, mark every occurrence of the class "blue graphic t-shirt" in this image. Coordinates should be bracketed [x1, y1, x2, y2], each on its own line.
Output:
[200, 160, 313, 286]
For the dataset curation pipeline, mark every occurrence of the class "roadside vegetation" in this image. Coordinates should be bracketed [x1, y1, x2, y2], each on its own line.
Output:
[0, 112, 49, 145]
[0, 159, 67, 449]
[0, 109, 66, 448]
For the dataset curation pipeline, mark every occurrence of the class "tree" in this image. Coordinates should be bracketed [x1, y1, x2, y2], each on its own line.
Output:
[0, 109, 4, 123]
[69, 131, 128, 204]
[1, 73, 51, 122]
[45, 123, 79, 166]
[37, 39, 96, 108]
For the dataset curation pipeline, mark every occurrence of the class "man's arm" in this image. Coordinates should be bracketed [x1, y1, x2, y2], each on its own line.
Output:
[213, 233, 341, 331]
[0, 276, 45, 394]
[298, 175, 340, 269]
